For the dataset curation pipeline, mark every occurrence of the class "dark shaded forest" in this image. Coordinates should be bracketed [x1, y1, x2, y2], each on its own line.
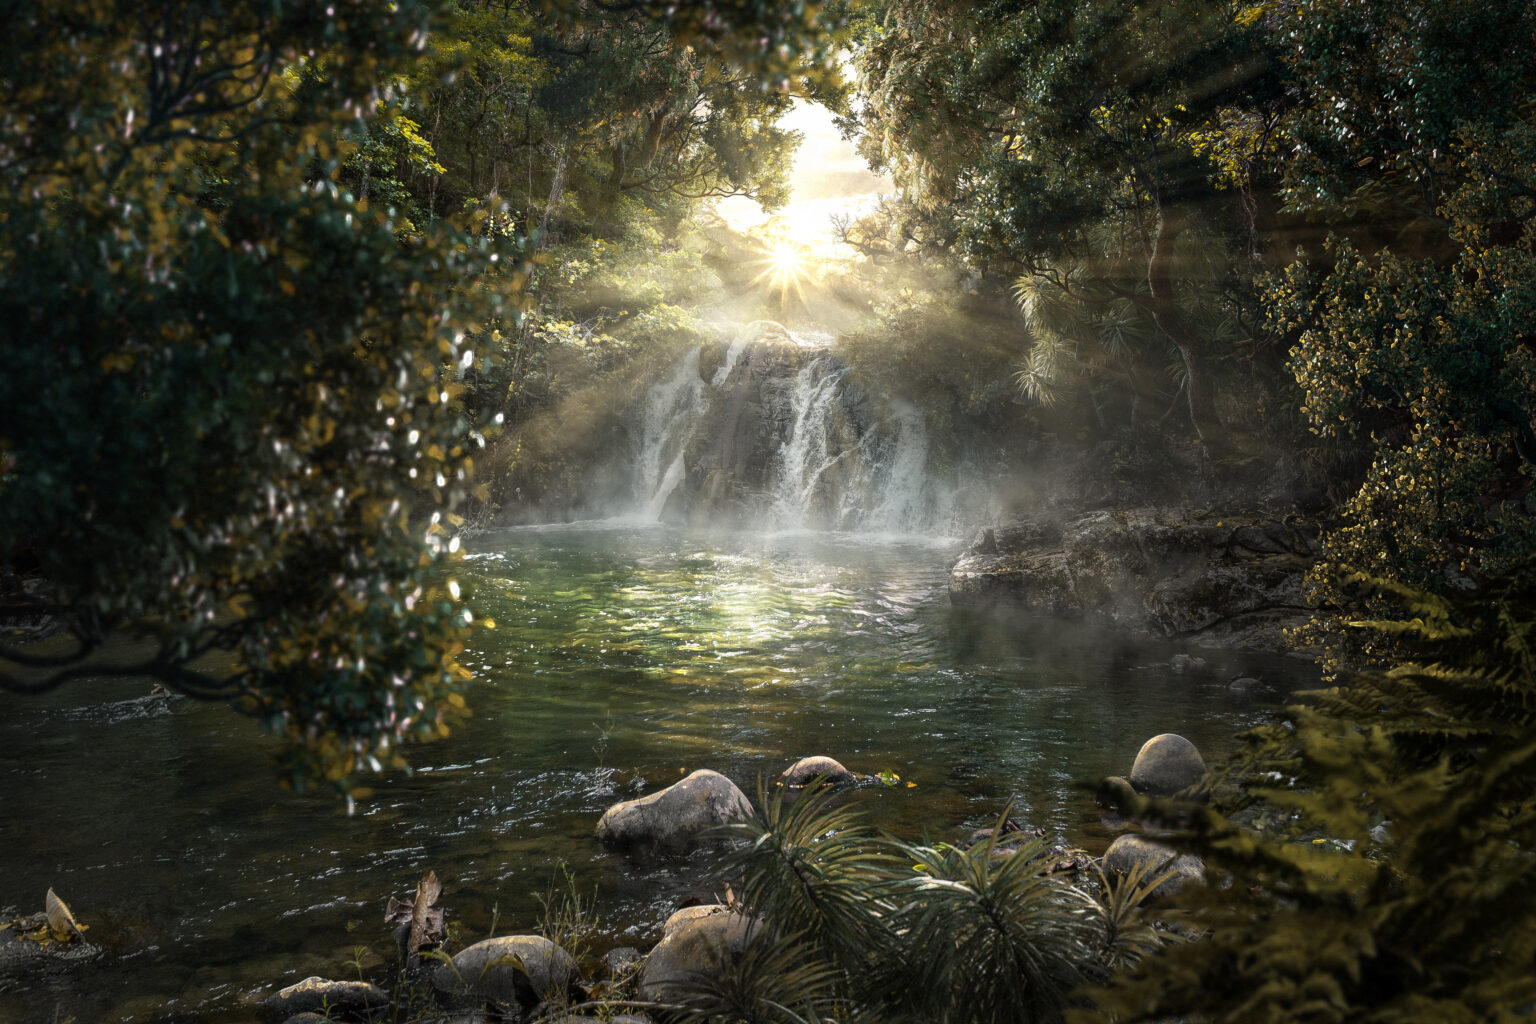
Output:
[2, 1, 1534, 1021]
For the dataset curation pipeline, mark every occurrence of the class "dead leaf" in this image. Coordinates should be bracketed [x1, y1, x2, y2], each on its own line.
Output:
[44, 889, 83, 942]
[407, 869, 446, 958]
[384, 895, 414, 927]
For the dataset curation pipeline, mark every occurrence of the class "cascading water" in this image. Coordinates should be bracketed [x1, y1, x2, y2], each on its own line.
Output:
[633, 346, 706, 519]
[770, 354, 857, 528]
[865, 404, 950, 533]
[621, 323, 952, 534]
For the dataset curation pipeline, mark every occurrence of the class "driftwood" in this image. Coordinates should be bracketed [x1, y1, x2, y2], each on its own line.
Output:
[385, 869, 445, 961]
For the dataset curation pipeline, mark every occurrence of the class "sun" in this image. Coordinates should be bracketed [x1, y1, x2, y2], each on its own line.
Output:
[752, 240, 811, 308]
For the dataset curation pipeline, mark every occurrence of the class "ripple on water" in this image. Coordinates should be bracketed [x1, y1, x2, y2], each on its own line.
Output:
[0, 524, 1314, 1023]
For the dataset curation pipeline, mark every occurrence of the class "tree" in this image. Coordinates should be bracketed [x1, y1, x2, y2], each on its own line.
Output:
[844, 0, 1286, 450]
[0, 0, 836, 796]
[1266, 0, 1536, 669]
[0, 0, 510, 796]
[406, 1, 802, 240]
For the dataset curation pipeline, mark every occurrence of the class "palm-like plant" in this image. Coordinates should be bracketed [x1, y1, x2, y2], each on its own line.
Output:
[1011, 264, 1161, 420]
[877, 826, 1108, 1024]
[672, 930, 842, 1024]
[714, 779, 898, 977]
[702, 790, 1143, 1024]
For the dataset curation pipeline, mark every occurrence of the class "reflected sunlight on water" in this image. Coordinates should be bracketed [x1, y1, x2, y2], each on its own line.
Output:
[0, 521, 1315, 1022]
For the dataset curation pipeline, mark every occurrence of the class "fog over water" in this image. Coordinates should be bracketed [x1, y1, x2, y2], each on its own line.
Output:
[0, 522, 1312, 1023]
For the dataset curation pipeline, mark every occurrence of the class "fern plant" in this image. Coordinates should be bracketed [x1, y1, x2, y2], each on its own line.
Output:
[1083, 572, 1536, 1022]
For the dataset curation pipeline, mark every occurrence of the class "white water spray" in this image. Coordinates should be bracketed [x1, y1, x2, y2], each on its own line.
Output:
[625, 330, 949, 534]
[634, 347, 706, 519]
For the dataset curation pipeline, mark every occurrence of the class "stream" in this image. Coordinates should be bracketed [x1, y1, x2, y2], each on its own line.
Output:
[0, 521, 1315, 1022]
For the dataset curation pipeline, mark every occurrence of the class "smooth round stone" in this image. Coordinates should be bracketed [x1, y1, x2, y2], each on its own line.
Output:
[1129, 733, 1207, 797]
[596, 769, 752, 848]
[258, 977, 388, 1024]
[781, 755, 857, 788]
[639, 911, 762, 1003]
[1101, 834, 1204, 902]
[431, 935, 577, 1009]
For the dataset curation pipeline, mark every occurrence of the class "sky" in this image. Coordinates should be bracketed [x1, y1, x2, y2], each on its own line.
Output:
[713, 99, 893, 256]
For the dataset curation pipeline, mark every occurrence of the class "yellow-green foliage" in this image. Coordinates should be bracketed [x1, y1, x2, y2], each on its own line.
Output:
[0, 0, 511, 795]
[1268, 0, 1536, 672]
[1085, 575, 1536, 1022]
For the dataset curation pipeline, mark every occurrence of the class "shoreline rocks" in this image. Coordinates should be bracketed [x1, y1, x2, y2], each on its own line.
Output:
[596, 769, 753, 849]
[1130, 733, 1208, 798]
[431, 935, 579, 1010]
[639, 908, 763, 1003]
[258, 977, 389, 1024]
[949, 506, 1319, 653]
[1101, 835, 1205, 902]
[781, 755, 857, 789]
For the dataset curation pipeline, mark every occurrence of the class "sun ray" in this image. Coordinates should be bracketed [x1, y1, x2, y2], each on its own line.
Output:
[750, 240, 811, 309]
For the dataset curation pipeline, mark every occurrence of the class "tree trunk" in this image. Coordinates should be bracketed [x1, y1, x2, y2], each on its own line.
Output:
[1145, 204, 1228, 454]
[537, 137, 571, 250]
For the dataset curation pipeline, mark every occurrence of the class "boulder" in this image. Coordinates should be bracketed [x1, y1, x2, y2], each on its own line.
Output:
[1095, 775, 1140, 817]
[1227, 675, 1272, 694]
[601, 945, 644, 980]
[1129, 733, 1206, 797]
[665, 337, 877, 528]
[662, 904, 733, 936]
[639, 910, 762, 1003]
[596, 769, 752, 848]
[258, 977, 388, 1024]
[781, 755, 857, 789]
[1168, 653, 1206, 675]
[1101, 835, 1204, 902]
[431, 935, 578, 1009]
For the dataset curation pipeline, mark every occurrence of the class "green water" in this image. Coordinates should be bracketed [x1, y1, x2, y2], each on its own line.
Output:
[0, 522, 1314, 1022]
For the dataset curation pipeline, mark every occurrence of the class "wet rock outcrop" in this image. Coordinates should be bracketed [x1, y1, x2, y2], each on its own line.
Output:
[669, 334, 877, 527]
[949, 507, 1320, 651]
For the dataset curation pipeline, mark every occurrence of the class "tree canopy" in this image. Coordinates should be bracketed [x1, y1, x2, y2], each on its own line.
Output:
[0, 0, 828, 795]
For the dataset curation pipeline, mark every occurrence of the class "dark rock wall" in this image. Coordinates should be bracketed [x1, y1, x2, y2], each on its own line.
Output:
[950, 507, 1320, 652]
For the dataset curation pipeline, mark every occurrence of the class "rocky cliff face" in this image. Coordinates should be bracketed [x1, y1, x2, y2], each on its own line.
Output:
[950, 507, 1321, 651]
[633, 325, 938, 531]
[666, 336, 874, 526]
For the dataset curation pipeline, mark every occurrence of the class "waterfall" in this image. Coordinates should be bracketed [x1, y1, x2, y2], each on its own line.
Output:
[633, 347, 706, 519]
[866, 404, 947, 533]
[621, 330, 950, 534]
[770, 355, 857, 528]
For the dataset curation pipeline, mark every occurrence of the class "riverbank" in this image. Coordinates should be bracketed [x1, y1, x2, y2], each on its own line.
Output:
[950, 505, 1321, 654]
[0, 524, 1314, 1022]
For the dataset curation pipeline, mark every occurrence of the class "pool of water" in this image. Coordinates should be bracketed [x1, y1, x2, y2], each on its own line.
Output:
[0, 521, 1315, 1022]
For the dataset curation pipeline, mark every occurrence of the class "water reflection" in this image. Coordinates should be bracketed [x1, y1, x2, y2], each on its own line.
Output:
[0, 521, 1314, 1022]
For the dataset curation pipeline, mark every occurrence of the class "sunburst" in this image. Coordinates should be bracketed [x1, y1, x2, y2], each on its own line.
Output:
[751, 240, 811, 309]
